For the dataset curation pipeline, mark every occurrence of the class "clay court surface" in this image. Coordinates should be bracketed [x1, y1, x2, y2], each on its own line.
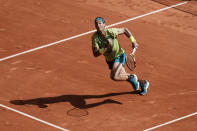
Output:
[0, 0, 197, 131]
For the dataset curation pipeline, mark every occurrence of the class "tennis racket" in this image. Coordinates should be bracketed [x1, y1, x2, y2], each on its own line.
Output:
[126, 48, 137, 71]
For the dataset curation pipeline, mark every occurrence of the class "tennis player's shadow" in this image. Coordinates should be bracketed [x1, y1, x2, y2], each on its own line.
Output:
[10, 91, 139, 109]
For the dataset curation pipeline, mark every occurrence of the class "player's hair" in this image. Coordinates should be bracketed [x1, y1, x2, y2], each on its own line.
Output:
[94, 17, 105, 24]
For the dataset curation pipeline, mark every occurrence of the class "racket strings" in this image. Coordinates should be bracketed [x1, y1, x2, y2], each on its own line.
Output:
[126, 54, 136, 71]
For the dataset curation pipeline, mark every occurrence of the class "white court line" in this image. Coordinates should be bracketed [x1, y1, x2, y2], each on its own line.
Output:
[0, 1, 188, 62]
[144, 112, 197, 131]
[0, 104, 69, 131]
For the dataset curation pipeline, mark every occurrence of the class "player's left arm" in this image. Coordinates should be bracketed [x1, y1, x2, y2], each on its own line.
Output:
[117, 28, 138, 48]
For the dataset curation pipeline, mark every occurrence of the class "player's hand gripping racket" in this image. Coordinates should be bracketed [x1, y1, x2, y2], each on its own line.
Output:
[126, 48, 137, 71]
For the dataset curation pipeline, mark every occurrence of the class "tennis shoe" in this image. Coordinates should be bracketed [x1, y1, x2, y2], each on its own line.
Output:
[139, 80, 149, 96]
[128, 74, 140, 90]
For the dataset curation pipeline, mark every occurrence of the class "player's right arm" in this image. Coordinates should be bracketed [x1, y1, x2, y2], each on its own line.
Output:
[92, 40, 111, 57]
[92, 33, 109, 57]
[92, 34, 102, 57]
[92, 46, 101, 57]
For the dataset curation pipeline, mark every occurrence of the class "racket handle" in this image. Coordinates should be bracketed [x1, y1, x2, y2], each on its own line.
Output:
[132, 48, 137, 54]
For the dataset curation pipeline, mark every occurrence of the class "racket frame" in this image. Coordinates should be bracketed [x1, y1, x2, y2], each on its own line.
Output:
[126, 48, 137, 71]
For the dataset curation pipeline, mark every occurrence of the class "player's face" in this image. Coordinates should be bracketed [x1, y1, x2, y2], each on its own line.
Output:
[95, 20, 105, 32]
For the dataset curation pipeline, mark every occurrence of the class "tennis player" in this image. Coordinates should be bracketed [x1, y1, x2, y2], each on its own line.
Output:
[92, 17, 149, 95]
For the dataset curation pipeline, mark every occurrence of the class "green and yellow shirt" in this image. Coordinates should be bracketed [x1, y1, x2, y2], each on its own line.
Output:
[92, 28, 124, 62]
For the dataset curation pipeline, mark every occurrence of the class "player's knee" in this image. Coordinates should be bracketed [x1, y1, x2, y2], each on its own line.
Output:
[112, 74, 120, 81]
[110, 75, 117, 81]
[110, 69, 121, 81]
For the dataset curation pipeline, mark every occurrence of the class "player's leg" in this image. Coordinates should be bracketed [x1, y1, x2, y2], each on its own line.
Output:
[112, 62, 149, 94]
[108, 53, 140, 90]
[111, 63, 140, 90]
[111, 53, 128, 80]
[111, 62, 129, 81]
